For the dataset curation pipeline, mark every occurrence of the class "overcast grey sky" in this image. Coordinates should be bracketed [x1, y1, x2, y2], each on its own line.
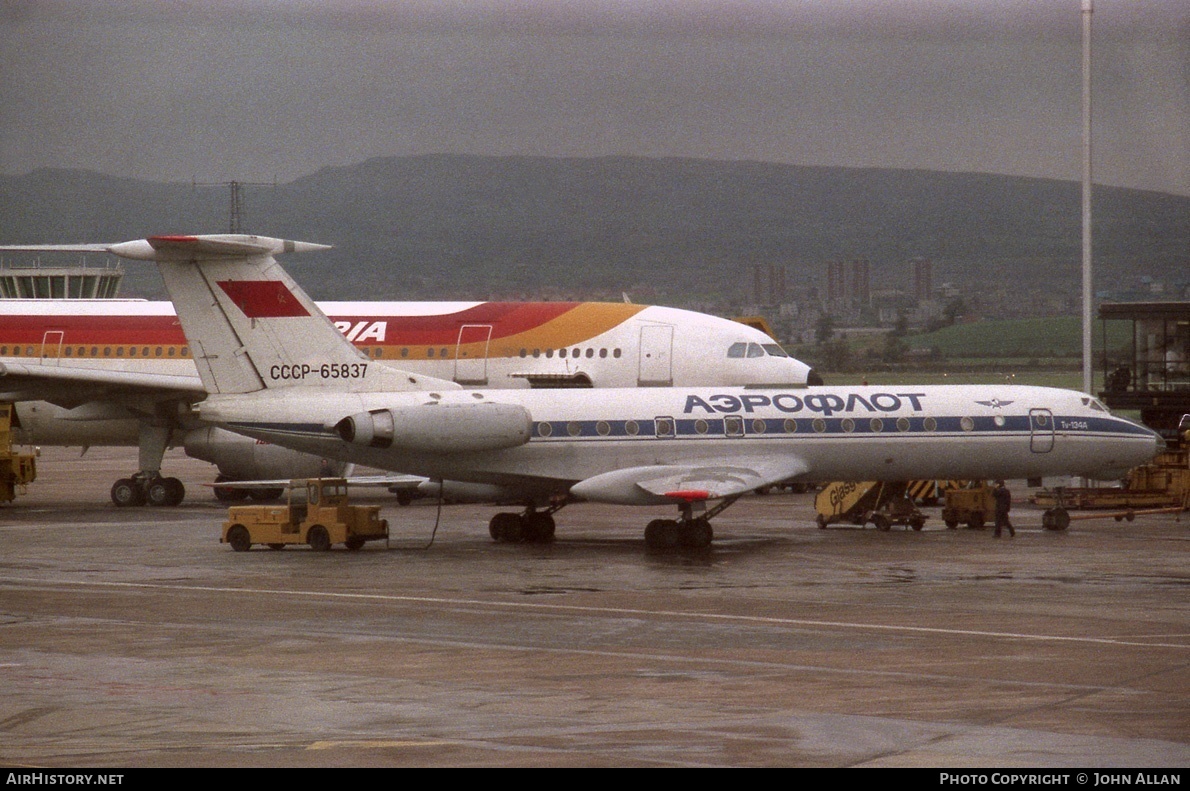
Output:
[1, 0, 1186, 195]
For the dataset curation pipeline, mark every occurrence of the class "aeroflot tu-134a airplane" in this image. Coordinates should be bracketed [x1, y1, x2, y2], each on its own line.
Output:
[0, 264, 816, 507]
[72, 233, 1163, 550]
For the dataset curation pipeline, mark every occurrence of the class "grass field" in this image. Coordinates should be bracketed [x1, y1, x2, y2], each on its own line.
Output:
[826, 370, 1088, 389]
[903, 316, 1130, 358]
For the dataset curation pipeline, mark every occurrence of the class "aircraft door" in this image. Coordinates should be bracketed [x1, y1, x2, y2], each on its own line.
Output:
[638, 324, 674, 386]
[455, 324, 493, 385]
[1029, 408, 1055, 453]
[40, 331, 64, 365]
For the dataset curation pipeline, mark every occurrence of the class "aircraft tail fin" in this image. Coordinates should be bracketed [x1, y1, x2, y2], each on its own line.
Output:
[105, 234, 454, 395]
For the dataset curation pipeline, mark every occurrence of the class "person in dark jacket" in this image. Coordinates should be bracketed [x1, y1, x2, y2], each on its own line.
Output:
[993, 480, 1014, 538]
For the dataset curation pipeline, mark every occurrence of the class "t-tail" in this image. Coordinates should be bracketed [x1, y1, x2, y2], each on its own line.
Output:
[102, 234, 456, 395]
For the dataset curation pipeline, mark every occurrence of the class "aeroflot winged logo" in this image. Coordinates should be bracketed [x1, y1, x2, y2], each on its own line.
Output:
[217, 280, 310, 318]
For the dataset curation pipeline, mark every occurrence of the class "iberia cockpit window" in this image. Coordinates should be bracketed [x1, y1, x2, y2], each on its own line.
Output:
[728, 342, 773, 358]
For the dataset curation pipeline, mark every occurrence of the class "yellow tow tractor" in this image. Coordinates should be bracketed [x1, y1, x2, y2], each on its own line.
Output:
[221, 477, 388, 552]
[941, 481, 994, 529]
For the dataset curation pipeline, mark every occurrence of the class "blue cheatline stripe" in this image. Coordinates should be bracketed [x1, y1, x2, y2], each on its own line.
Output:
[229, 415, 1150, 443]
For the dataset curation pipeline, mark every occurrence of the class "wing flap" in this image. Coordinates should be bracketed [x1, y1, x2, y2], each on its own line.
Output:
[571, 455, 811, 505]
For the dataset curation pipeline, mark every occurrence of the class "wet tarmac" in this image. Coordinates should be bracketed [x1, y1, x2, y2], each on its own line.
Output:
[1, 447, 1187, 767]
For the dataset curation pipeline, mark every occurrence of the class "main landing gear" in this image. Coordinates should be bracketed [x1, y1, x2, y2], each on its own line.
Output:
[111, 474, 186, 507]
[489, 507, 559, 544]
[111, 422, 186, 507]
[643, 494, 741, 552]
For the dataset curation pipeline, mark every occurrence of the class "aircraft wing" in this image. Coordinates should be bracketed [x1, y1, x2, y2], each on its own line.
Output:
[0, 359, 206, 409]
[570, 455, 811, 505]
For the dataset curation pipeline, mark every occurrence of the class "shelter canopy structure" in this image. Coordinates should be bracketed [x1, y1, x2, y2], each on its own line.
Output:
[1100, 301, 1190, 440]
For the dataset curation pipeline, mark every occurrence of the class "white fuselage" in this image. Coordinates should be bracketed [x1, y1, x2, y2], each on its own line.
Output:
[201, 384, 1163, 504]
[2, 298, 813, 449]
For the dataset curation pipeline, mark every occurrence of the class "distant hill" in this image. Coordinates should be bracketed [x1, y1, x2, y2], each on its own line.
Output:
[1, 155, 1186, 302]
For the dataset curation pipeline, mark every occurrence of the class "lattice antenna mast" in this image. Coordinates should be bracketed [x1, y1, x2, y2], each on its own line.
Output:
[191, 179, 277, 234]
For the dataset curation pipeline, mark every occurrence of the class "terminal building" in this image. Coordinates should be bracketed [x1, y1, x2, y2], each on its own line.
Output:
[0, 260, 123, 299]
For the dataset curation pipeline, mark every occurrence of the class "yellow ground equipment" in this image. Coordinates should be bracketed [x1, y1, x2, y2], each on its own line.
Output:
[0, 403, 36, 503]
[941, 481, 994, 529]
[222, 478, 388, 552]
[1030, 421, 1190, 513]
[815, 480, 927, 531]
[907, 479, 965, 507]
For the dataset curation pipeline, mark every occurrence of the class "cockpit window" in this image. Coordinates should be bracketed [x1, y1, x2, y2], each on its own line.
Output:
[1081, 396, 1109, 413]
[727, 342, 747, 358]
[762, 344, 790, 358]
[747, 343, 765, 358]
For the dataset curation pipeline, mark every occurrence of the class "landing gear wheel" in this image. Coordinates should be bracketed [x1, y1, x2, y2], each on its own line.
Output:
[227, 524, 251, 552]
[111, 478, 146, 507]
[489, 512, 524, 543]
[345, 537, 366, 551]
[147, 477, 185, 507]
[644, 519, 682, 551]
[523, 512, 556, 544]
[681, 518, 714, 549]
[308, 525, 331, 551]
[1043, 507, 1070, 532]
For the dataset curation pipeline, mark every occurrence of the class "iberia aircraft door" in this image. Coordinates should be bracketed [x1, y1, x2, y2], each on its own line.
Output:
[638, 324, 674, 386]
[1029, 408, 1055, 453]
[455, 324, 493, 385]
[40, 330, 64, 366]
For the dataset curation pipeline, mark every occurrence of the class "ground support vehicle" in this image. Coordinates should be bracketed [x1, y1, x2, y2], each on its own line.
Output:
[221, 478, 388, 551]
[0, 403, 36, 503]
[1030, 421, 1190, 523]
[815, 480, 927, 531]
[941, 482, 994, 529]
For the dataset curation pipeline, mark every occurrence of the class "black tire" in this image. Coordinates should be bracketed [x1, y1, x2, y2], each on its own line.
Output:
[227, 525, 251, 552]
[395, 490, 413, 506]
[944, 518, 959, 529]
[910, 517, 925, 531]
[816, 513, 828, 529]
[111, 478, 145, 507]
[146, 477, 185, 507]
[644, 519, 681, 551]
[345, 537, 366, 551]
[489, 512, 523, 543]
[308, 525, 332, 551]
[267, 543, 285, 551]
[681, 518, 714, 549]
[1043, 508, 1070, 532]
[523, 512, 556, 544]
[873, 514, 891, 531]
